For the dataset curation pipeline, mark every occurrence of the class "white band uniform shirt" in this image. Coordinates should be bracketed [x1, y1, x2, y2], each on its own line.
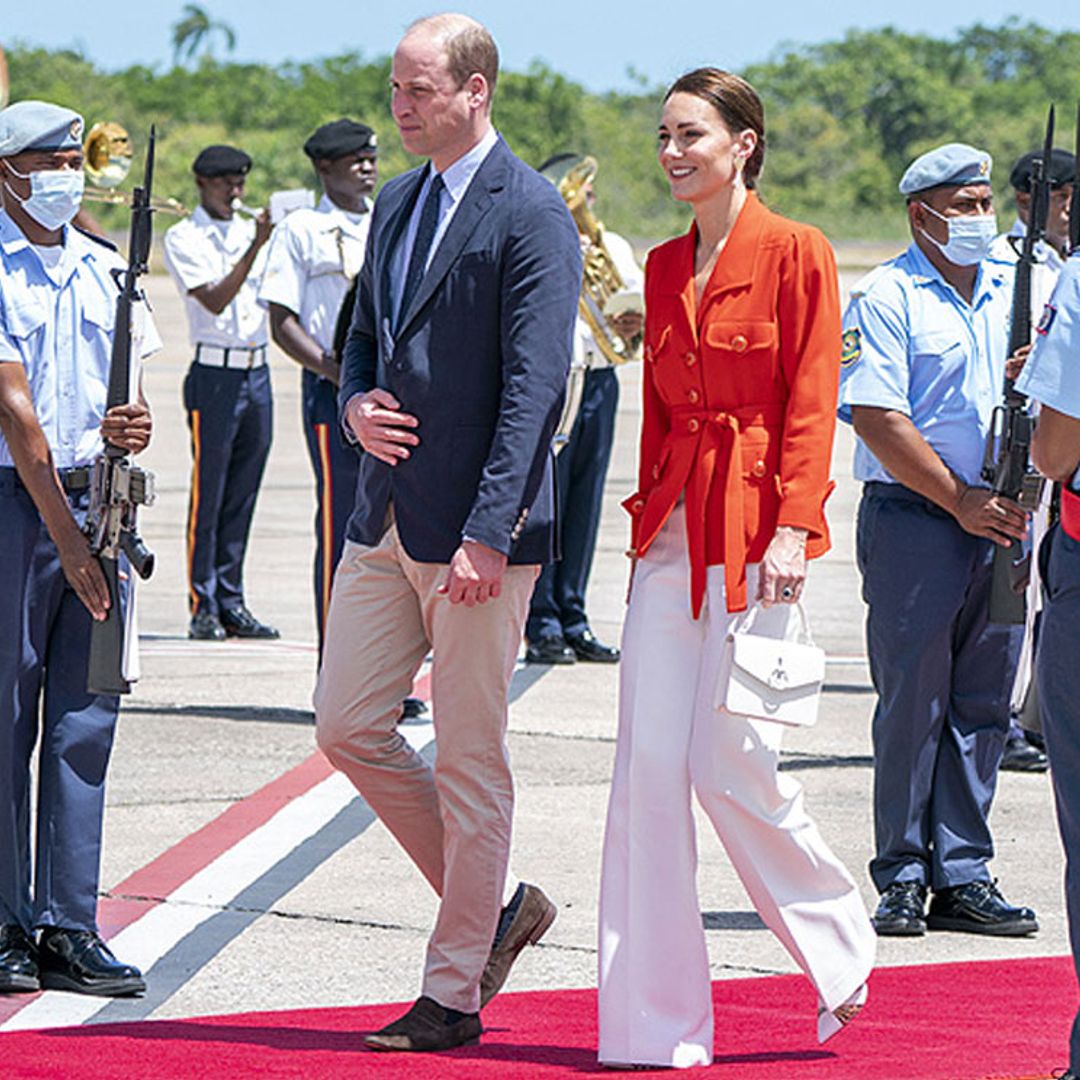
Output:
[257, 193, 372, 352]
[0, 210, 160, 469]
[162, 205, 268, 349]
[988, 217, 1063, 326]
[839, 242, 1012, 485]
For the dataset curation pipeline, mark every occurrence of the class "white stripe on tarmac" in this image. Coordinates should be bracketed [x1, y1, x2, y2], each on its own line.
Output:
[1, 721, 435, 1032]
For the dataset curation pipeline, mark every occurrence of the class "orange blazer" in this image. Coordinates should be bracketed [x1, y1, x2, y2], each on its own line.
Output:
[624, 192, 840, 617]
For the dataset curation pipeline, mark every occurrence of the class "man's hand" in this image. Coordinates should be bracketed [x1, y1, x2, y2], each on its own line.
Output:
[100, 402, 152, 454]
[1005, 343, 1032, 382]
[953, 485, 1028, 546]
[56, 529, 110, 620]
[439, 540, 507, 606]
[253, 208, 273, 248]
[757, 525, 808, 606]
[344, 389, 420, 465]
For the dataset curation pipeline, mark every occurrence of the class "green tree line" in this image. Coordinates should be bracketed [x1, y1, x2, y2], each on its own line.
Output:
[5, 19, 1080, 246]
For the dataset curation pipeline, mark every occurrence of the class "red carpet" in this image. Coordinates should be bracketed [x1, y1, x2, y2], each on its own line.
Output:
[2, 957, 1075, 1079]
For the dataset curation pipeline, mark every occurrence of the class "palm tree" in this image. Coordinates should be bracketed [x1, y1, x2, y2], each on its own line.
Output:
[171, 4, 237, 66]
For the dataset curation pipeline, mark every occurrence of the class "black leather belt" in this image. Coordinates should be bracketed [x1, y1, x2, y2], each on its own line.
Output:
[0, 465, 91, 494]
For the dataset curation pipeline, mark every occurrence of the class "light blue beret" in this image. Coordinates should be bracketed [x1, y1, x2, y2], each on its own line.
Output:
[0, 100, 85, 158]
[898, 142, 992, 196]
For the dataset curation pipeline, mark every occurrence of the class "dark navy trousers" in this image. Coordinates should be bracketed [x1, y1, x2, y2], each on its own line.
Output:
[1036, 524, 1080, 1073]
[527, 366, 618, 642]
[0, 469, 122, 934]
[302, 370, 359, 656]
[183, 362, 273, 616]
[856, 482, 1021, 892]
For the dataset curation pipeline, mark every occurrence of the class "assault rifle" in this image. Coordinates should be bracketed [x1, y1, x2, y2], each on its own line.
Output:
[981, 105, 1055, 624]
[85, 128, 158, 695]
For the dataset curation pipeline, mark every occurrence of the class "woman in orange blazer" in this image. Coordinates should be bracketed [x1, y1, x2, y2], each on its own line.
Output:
[597, 69, 875, 1069]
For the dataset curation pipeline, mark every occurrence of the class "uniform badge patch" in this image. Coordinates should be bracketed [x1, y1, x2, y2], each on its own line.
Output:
[841, 327, 862, 367]
[1037, 303, 1057, 336]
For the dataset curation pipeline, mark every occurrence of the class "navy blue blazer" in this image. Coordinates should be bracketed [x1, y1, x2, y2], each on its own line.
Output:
[339, 136, 582, 565]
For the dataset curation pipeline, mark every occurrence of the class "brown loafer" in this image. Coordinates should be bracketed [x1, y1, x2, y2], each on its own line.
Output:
[479, 882, 556, 1008]
[364, 995, 481, 1052]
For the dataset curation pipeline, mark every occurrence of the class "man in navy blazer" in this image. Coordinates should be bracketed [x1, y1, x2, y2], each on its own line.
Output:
[314, 12, 582, 1053]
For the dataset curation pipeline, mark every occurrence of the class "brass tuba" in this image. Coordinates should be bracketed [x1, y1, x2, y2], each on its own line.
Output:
[558, 156, 642, 366]
[82, 121, 187, 215]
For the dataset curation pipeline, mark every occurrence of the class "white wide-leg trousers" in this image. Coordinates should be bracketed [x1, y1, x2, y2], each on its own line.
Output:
[598, 508, 876, 1067]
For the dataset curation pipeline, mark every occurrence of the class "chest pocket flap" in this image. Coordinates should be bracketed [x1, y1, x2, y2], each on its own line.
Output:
[2, 292, 47, 341]
[703, 320, 777, 355]
[79, 272, 117, 336]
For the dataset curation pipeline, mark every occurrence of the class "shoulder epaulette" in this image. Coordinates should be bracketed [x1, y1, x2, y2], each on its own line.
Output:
[848, 262, 892, 300]
[73, 225, 119, 252]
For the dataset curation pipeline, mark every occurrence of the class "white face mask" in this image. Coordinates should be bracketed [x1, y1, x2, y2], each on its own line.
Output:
[3, 162, 85, 231]
[919, 201, 997, 266]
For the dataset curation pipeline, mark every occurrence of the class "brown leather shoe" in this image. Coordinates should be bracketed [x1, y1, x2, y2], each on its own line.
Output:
[479, 882, 556, 1008]
[364, 995, 481, 1052]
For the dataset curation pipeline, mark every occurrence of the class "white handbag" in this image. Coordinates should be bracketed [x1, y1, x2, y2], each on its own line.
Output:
[717, 602, 826, 727]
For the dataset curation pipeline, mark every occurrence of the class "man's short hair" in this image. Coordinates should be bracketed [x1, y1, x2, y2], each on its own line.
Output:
[407, 14, 499, 97]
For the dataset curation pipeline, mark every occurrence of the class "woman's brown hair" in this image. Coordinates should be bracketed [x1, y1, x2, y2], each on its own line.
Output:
[664, 68, 766, 189]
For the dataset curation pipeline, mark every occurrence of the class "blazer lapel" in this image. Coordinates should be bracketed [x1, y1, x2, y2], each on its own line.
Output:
[697, 192, 766, 315]
[376, 169, 426, 325]
[396, 141, 507, 335]
[654, 228, 699, 345]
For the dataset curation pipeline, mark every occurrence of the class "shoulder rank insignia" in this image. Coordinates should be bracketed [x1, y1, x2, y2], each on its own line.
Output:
[1036, 303, 1057, 336]
[841, 327, 862, 367]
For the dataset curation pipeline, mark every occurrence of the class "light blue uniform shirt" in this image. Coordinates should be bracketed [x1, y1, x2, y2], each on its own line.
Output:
[839, 241, 1012, 485]
[1016, 252, 1080, 490]
[1016, 252, 1080, 420]
[0, 209, 160, 470]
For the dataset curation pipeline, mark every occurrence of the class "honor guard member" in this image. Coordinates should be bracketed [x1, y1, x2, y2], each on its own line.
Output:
[524, 156, 642, 665]
[257, 120, 376, 654]
[839, 143, 1039, 939]
[0, 100, 156, 995]
[1015, 252, 1080, 1080]
[164, 145, 278, 641]
[990, 145, 1075, 773]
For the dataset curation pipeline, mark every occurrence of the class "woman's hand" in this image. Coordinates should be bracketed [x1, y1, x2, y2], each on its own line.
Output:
[757, 526, 808, 606]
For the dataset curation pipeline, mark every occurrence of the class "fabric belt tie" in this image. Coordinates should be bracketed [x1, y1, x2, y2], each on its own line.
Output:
[682, 409, 746, 618]
[1061, 487, 1080, 542]
[195, 344, 267, 369]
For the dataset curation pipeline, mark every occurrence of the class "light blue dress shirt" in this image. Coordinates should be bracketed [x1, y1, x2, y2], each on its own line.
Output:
[839, 241, 1013, 485]
[389, 125, 500, 327]
[0, 210, 160, 470]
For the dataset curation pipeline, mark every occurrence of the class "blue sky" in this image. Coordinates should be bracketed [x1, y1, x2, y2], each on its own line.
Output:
[3, 2, 1079, 94]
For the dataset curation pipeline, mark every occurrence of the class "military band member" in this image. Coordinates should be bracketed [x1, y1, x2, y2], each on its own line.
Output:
[1015, 249, 1080, 1080]
[839, 143, 1038, 938]
[258, 119, 377, 657]
[990, 146, 1075, 773]
[525, 155, 642, 665]
[163, 145, 278, 641]
[0, 101, 154, 996]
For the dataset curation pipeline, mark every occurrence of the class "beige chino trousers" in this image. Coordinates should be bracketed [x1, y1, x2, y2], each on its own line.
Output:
[314, 515, 538, 1014]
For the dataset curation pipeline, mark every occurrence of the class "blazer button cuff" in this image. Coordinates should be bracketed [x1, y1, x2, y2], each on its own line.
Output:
[687, 417, 700, 433]
[732, 334, 748, 352]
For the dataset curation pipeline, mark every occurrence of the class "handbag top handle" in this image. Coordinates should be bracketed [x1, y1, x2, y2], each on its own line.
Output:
[732, 600, 815, 647]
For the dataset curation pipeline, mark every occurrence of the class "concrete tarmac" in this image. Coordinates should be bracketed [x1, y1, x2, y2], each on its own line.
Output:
[28, 270, 1069, 1025]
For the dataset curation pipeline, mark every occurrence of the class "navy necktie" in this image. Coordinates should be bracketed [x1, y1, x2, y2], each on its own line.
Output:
[399, 173, 444, 326]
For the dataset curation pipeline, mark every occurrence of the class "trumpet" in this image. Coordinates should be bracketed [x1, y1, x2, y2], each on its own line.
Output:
[82, 121, 187, 215]
[231, 198, 265, 218]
